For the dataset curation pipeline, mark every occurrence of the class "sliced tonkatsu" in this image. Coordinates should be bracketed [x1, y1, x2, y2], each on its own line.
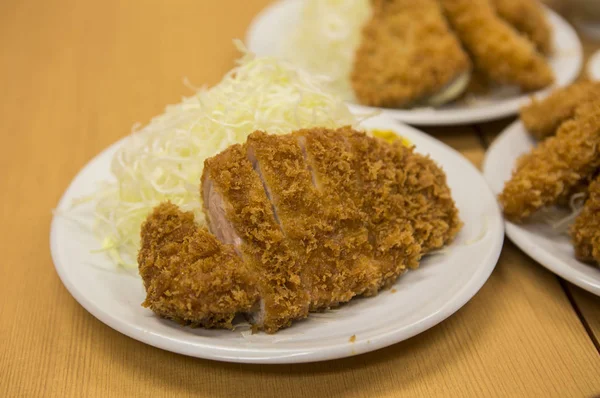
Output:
[139, 127, 461, 333]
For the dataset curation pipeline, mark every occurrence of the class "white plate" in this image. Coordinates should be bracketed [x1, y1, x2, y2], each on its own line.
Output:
[588, 49, 600, 81]
[246, 1, 582, 126]
[50, 115, 504, 363]
[483, 121, 600, 296]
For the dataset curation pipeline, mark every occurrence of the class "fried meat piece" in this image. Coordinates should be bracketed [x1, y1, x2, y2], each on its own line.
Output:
[439, 0, 553, 92]
[500, 100, 600, 222]
[138, 202, 259, 329]
[520, 81, 600, 140]
[351, 0, 471, 108]
[570, 176, 600, 265]
[202, 144, 309, 332]
[490, 0, 552, 55]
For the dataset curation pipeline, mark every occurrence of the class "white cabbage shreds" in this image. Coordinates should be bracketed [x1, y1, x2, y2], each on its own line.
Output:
[284, 0, 371, 101]
[77, 43, 358, 268]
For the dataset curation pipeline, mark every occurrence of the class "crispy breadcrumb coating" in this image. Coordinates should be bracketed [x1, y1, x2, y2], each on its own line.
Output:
[520, 81, 600, 140]
[490, 0, 552, 55]
[570, 176, 600, 266]
[202, 144, 309, 332]
[439, 0, 553, 92]
[500, 100, 600, 222]
[138, 202, 259, 329]
[351, 0, 471, 108]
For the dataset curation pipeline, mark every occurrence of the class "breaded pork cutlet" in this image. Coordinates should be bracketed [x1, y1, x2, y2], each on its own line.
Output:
[138, 202, 259, 329]
[247, 131, 381, 309]
[490, 0, 552, 55]
[351, 0, 471, 108]
[439, 0, 554, 92]
[570, 176, 600, 266]
[499, 100, 600, 222]
[202, 144, 309, 332]
[139, 127, 461, 332]
[520, 81, 600, 140]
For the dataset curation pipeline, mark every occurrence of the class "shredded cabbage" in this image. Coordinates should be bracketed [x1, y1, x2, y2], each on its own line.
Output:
[75, 41, 358, 268]
[284, 0, 371, 101]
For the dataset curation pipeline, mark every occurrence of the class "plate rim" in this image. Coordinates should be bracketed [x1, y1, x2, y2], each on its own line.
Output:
[50, 119, 504, 363]
[482, 120, 600, 296]
[245, 2, 583, 126]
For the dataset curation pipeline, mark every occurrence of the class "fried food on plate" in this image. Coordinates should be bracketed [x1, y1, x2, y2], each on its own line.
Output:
[520, 81, 600, 140]
[500, 100, 600, 222]
[570, 176, 600, 266]
[138, 202, 259, 329]
[439, 0, 554, 92]
[351, 0, 471, 108]
[490, 0, 552, 55]
[139, 127, 461, 332]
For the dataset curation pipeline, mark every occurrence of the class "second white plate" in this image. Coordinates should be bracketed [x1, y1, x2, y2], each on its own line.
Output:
[246, 0, 582, 126]
[483, 121, 600, 296]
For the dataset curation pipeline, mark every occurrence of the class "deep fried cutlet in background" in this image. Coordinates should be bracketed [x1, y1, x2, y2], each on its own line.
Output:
[138, 202, 259, 329]
[570, 176, 600, 266]
[439, 0, 554, 92]
[500, 100, 600, 222]
[490, 0, 552, 55]
[351, 0, 471, 108]
[520, 81, 600, 140]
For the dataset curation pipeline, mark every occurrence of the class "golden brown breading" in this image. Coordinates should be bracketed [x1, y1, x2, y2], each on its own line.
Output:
[202, 144, 309, 333]
[520, 81, 600, 140]
[351, 0, 471, 108]
[490, 0, 552, 55]
[391, 142, 462, 253]
[439, 0, 554, 92]
[138, 202, 259, 329]
[295, 127, 383, 296]
[247, 131, 372, 309]
[500, 100, 600, 222]
[570, 176, 600, 265]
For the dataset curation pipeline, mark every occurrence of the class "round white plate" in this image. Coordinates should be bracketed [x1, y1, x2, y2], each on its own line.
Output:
[483, 121, 600, 296]
[246, 1, 582, 126]
[50, 115, 504, 364]
[588, 49, 600, 81]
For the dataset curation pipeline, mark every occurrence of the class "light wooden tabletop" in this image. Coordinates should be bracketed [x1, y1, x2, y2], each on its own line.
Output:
[1, 0, 599, 396]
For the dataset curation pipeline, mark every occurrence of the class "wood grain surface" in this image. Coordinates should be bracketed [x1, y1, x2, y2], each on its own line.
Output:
[1, 0, 599, 396]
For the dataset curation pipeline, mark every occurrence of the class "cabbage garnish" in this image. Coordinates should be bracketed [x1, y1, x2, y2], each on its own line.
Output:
[76, 41, 358, 268]
[284, 0, 371, 101]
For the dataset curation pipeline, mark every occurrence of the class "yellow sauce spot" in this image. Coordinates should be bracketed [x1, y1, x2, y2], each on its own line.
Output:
[349, 335, 356, 343]
[371, 129, 412, 147]
[391, 288, 397, 294]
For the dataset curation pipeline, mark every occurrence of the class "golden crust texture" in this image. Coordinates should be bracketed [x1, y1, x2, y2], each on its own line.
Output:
[490, 0, 552, 55]
[351, 0, 471, 108]
[439, 0, 553, 92]
[570, 176, 600, 266]
[520, 81, 600, 140]
[500, 100, 600, 222]
[138, 202, 259, 329]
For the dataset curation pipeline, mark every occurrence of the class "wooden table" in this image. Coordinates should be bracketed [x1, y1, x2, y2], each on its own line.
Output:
[1, 1, 599, 396]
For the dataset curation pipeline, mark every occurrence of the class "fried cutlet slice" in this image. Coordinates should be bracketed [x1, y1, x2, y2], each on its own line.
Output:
[138, 202, 259, 329]
[294, 127, 383, 296]
[247, 131, 371, 309]
[351, 0, 471, 108]
[439, 0, 554, 92]
[570, 176, 600, 266]
[500, 100, 600, 222]
[202, 144, 309, 333]
[343, 129, 422, 286]
[490, 0, 552, 55]
[391, 142, 462, 253]
[520, 81, 600, 140]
